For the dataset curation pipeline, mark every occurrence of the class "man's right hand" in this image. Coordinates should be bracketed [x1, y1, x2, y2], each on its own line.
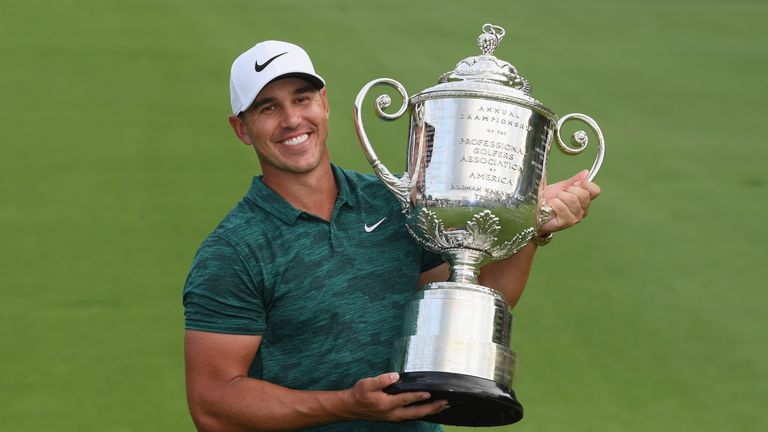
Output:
[345, 372, 448, 422]
[186, 330, 447, 431]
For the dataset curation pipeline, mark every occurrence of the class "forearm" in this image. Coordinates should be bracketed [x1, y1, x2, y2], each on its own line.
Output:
[479, 171, 601, 307]
[190, 376, 355, 432]
[478, 242, 537, 308]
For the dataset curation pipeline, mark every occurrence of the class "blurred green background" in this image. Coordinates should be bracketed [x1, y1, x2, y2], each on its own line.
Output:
[1, 0, 766, 430]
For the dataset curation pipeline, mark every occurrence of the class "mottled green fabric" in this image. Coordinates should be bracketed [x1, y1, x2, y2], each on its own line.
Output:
[184, 164, 444, 431]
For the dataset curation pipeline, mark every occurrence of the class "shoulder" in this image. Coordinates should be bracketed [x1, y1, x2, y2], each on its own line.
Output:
[336, 166, 381, 190]
[184, 210, 268, 300]
[205, 198, 272, 252]
[336, 166, 401, 207]
[185, 199, 276, 281]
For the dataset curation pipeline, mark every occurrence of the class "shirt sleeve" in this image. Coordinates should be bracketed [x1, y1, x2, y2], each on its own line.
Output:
[183, 235, 266, 335]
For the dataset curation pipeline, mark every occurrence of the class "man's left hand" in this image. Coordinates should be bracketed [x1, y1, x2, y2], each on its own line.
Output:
[538, 169, 601, 235]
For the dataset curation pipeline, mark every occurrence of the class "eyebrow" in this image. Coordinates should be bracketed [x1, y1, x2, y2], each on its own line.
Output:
[250, 85, 318, 111]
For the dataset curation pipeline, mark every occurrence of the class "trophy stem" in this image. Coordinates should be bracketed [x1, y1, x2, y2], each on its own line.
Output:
[444, 248, 487, 285]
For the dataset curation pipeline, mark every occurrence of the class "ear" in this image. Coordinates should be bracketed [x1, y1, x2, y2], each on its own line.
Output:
[319, 88, 330, 119]
[228, 115, 253, 145]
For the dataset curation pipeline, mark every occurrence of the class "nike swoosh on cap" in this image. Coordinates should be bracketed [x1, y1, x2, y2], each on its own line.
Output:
[254, 52, 288, 72]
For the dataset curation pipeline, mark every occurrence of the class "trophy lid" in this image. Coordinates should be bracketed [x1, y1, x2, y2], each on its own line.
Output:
[412, 24, 555, 119]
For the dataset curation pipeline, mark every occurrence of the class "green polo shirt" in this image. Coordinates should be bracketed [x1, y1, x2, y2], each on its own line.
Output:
[184, 164, 444, 431]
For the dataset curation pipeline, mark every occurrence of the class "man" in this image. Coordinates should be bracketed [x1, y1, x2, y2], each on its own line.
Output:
[183, 40, 600, 432]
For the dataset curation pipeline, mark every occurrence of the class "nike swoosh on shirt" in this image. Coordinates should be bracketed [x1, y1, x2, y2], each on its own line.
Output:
[254, 52, 288, 72]
[364, 217, 387, 233]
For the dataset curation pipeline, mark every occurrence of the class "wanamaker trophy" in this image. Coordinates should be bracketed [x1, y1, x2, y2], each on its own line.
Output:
[353, 24, 605, 426]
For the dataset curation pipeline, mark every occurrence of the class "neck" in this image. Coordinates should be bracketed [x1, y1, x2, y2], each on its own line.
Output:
[262, 163, 338, 221]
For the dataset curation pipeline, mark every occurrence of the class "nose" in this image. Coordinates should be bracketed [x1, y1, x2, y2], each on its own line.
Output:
[279, 104, 301, 129]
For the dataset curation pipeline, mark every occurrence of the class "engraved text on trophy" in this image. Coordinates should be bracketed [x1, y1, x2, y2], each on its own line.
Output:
[417, 98, 538, 206]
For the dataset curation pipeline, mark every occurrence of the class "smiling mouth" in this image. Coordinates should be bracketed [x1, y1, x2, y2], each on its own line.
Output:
[280, 133, 309, 146]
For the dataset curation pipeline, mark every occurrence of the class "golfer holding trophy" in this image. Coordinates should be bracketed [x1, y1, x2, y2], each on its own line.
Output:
[353, 23, 605, 426]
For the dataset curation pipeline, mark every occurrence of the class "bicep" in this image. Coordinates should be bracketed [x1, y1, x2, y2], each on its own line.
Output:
[184, 236, 267, 335]
[184, 330, 262, 402]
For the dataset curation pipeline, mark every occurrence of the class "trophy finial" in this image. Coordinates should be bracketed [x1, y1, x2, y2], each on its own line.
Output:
[478, 23, 505, 55]
[439, 23, 532, 94]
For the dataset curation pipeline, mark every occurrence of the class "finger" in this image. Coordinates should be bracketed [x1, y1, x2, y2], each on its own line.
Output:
[573, 169, 590, 183]
[576, 180, 601, 200]
[539, 198, 570, 233]
[543, 170, 590, 200]
[393, 400, 449, 422]
[550, 199, 578, 230]
[362, 372, 399, 392]
[393, 391, 432, 408]
[558, 191, 584, 220]
[566, 185, 591, 211]
[555, 169, 589, 188]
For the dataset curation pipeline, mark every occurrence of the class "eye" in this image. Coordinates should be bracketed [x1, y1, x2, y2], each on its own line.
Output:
[295, 95, 311, 104]
[260, 104, 278, 114]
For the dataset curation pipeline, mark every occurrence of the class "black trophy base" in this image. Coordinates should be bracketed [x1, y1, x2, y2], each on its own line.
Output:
[384, 371, 523, 426]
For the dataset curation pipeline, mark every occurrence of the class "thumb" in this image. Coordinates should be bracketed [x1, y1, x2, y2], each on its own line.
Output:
[569, 169, 589, 185]
[365, 372, 400, 392]
[543, 169, 590, 200]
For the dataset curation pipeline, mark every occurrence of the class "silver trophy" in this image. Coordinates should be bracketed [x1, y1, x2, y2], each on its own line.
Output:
[353, 24, 605, 426]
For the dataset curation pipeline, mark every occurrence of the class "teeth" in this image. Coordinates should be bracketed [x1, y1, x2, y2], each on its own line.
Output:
[282, 134, 308, 146]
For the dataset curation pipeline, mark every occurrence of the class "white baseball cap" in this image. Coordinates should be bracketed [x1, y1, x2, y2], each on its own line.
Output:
[229, 40, 325, 115]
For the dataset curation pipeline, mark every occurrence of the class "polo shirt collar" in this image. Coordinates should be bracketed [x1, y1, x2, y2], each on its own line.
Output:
[332, 164, 358, 208]
[245, 163, 356, 225]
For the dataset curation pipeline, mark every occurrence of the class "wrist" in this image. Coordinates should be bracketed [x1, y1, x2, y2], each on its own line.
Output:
[333, 388, 362, 421]
[533, 231, 554, 247]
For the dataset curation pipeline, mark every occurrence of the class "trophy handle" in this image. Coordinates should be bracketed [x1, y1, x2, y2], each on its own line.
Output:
[353, 78, 413, 210]
[554, 113, 605, 181]
[539, 113, 606, 225]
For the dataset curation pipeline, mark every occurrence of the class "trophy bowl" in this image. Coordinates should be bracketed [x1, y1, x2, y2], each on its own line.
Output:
[353, 24, 605, 426]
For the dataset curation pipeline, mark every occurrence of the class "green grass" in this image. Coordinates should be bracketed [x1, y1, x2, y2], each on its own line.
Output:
[1, 0, 766, 430]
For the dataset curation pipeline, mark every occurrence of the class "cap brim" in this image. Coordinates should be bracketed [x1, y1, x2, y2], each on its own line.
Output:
[271, 72, 325, 90]
[237, 73, 326, 115]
